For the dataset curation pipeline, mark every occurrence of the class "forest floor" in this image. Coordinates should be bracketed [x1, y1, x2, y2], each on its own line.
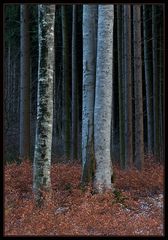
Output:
[4, 155, 164, 236]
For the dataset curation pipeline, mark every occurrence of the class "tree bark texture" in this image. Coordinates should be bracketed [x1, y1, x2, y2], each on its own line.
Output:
[123, 5, 133, 168]
[133, 5, 144, 170]
[159, 23, 163, 161]
[72, 5, 78, 160]
[20, 5, 30, 161]
[94, 5, 114, 192]
[33, 5, 55, 207]
[152, 6, 160, 159]
[82, 5, 98, 184]
[61, 6, 71, 158]
[117, 5, 125, 169]
[143, 5, 153, 154]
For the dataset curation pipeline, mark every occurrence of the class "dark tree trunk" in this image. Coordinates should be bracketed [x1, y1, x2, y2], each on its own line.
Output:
[133, 5, 144, 170]
[143, 5, 153, 154]
[117, 5, 125, 169]
[61, 6, 71, 158]
[152, 6, 160, 160]
[71, 5, 78, 160]
[124, 5, 133, 169]
[20, 5, 30, 161]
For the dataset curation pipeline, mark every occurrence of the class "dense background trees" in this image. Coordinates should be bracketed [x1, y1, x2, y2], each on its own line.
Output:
[4, 4, 164, 201]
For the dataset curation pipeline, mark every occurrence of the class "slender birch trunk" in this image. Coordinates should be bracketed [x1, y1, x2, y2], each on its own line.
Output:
[33, 5, 55, 207]
[82, 5, 98, 184]
[94, 5, 114, 192]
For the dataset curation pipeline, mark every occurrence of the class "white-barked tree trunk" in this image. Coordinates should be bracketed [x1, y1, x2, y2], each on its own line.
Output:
[82, 5, 98, 184]
[94, 5, 114, 192]
[33, 4, 55, 206]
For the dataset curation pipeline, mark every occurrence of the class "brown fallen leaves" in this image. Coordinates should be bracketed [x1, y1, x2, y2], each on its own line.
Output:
[4, 155, 164, 236]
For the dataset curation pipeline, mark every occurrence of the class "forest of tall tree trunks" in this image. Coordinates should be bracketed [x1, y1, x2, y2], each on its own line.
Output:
[4, 4, 164, 236]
